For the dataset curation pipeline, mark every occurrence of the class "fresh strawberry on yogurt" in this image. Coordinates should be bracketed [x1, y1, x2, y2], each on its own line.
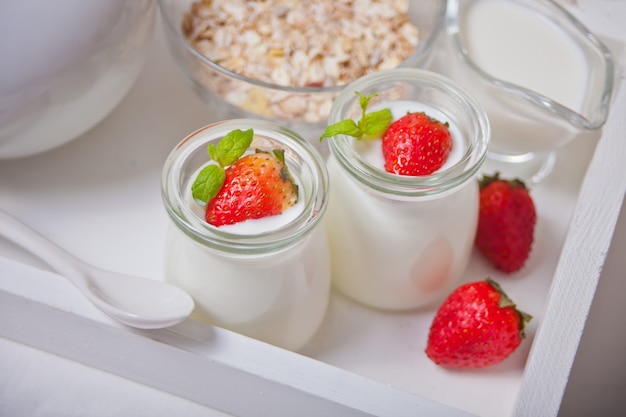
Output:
[321, 92, 453, 176]
[382, 112, 452, 176]
[191, 128, 298, 227]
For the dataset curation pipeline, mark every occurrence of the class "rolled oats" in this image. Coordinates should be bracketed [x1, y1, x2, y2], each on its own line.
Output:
[182, 0, 420, 123]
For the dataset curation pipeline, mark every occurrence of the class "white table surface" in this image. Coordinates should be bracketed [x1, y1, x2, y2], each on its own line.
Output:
[1, 196, 625, 417]
[1, 1, 626, 416]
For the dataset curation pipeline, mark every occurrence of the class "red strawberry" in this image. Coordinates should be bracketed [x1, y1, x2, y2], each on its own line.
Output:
[475, 173, 537, 273]
[320, 94, 452, 176]
[205, 151, 298, 226]
[426, 278, 532, 368]
[191, 128, 298, 227]
[382, 112, 452, 176]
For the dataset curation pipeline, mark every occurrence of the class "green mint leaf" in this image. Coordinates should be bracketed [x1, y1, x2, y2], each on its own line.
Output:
[212, 128, 253, 167]
[360, 108, 392, 136]
[320, 119, 361, 140]
[207, 143, 219, 162]
[357, 92, 377, 117]
[191, 164, 226, 204]
[320, 91, 391, 141]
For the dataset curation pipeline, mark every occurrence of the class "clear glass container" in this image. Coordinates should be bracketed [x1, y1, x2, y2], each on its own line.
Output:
[445, 0, 614, 183]
[158, 0, 447, 147]
[325, 68, 490, 310]
[161, 119, 330, 351]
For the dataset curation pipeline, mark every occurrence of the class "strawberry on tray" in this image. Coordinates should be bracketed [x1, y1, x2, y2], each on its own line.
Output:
[426, 278, 532, 369]
[476, 173, 537, 273]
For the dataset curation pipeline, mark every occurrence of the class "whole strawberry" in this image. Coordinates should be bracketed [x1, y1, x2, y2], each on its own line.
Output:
[320, 93, 452, 176]
[191, 128, 298, 227]
[382, 112, 452, 176]
[475, 173, 537, 273]
[426, 278, 531, 368]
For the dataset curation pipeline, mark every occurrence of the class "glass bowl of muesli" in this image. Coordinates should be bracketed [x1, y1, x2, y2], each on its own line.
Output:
[158, 0, 447, 149]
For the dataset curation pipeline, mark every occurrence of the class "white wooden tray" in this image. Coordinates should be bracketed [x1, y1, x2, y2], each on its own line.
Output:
[1, 1, 625, 416]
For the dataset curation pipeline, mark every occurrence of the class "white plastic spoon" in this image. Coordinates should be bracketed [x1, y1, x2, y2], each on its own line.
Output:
[0, 209, 194, 329]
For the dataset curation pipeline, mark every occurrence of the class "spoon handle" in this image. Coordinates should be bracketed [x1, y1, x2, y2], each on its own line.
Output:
[0, 209, 90, 292]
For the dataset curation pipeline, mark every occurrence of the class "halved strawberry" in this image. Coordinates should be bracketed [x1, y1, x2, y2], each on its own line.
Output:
[382, 112, 452, 176]
[191, 129, 298, 227]
[205, 151, 298, 226]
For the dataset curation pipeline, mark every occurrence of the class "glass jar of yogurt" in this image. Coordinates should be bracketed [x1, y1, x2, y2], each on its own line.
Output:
[161, 119, 331, 351]
[325, 68, 490, 310]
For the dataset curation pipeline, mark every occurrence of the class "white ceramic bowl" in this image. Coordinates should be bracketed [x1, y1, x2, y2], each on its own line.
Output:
[0, 0, 157, 159]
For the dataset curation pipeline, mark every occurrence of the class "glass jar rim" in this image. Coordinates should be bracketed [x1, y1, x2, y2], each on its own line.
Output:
[161, 119, 329, 254]
[327, 68, 490, 197]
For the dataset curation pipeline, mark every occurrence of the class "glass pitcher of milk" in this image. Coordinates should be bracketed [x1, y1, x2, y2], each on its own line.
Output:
[445, 0, 614, 183]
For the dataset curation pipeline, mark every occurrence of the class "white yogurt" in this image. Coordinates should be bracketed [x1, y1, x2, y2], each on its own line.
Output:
[162, 120, 331, 351]
[164, 220, 330, 351]
[326, 99, 480, 310]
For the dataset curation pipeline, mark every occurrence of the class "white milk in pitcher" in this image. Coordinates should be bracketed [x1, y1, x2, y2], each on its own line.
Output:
[453, 0, 591, 155]
[462, 0, 588, 111]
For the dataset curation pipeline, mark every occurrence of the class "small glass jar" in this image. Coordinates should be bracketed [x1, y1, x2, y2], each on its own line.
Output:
[325, 68, 490, 310]
[161, 119, 330, 351]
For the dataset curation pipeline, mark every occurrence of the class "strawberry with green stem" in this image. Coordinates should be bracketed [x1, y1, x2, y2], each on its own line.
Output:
[425, 277, 532, 369]
[321, 92, 453, 176]
[475, 172, 537, 273]
[381, 111, 452, 176]
[192, 128, 298, 227]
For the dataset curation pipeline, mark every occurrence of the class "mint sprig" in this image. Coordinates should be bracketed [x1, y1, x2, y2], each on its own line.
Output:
[191, 164, 226, 204]
[191, 128, 253, 205]
[320, 92, 392, 141]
